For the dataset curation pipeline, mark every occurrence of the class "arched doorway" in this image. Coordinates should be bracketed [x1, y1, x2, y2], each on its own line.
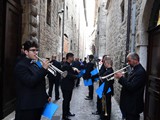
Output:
[0, 0, 22, 118]
[145, 0, 160, 120]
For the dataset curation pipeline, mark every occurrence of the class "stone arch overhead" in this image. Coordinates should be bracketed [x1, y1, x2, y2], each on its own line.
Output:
[136, 0, 154, 69]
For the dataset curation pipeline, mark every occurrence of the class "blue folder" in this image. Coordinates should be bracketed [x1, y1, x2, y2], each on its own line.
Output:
[90, 68, 99, 76]
[94, 77, 99, 82]
[96, 83, 111, 98]
[42, 102, 59, 120]
[77, 69, 86, 78]
[36, 61, 42, 68]
[84, 79, 92, 86]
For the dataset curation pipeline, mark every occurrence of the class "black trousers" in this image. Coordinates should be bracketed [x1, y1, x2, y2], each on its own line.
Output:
[48, 78, 60, 99]
[76, 78, 80, 86]
[15, 108, 43, 120]
[88, 84, 94, 99]
[126, 114, 140, 120]
[61, 89, 73, 118]
[97, 81, 102, 113]
[101, 94, 112, 120]
[97, 96, 102, 114]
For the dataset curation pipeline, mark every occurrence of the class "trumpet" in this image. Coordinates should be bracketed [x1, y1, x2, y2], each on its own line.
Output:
[100, 65, 130, 80]
[36, 55, 68, 78]
[102, 94, 108, 116]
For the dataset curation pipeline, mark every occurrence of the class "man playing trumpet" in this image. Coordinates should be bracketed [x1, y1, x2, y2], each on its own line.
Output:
[14, 40, 50, 120]
[114, 53, 146, 120]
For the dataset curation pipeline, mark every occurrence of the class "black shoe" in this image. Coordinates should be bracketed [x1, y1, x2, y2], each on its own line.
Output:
[85, 97, 93, 100]
[86, 96, 90, 98]
[62, 117, 71, 120]
[76, 84, 80, 87]
[92, 111, 100, 115]
[68, 112, 75, 117]
[55, 97, 60, 101]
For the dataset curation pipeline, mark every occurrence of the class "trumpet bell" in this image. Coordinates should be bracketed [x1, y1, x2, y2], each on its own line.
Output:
[62, 71, 68, 78]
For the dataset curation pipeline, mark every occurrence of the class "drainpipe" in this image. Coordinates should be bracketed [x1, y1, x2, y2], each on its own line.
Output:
[131, 0, 136, 52]
[62, 0, 65, 59]
[125, 0, 132, 63]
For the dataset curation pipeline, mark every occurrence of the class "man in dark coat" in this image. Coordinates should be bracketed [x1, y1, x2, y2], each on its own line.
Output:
[83, 55, 95, 100]
[61, 53, 79, 120]
[115, 53, 146, 120]
[47, 55, 61, 100]
[14, 40, 50, 120]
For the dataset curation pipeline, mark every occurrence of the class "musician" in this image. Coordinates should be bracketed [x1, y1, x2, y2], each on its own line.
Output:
[14, 40, 50, 120]
[72, 58, 81, 87]
[83, 55, 95, 100]
[47, 55, 61, 100]
[61, 53, 78, 120]
[114, 53, 146, 120]
[92, 55, 107, 115]
[16, 44, 25, 63]
[61, 57, 66, 68]
[83, 57, 87, 67]
[101, 57, 114, 120]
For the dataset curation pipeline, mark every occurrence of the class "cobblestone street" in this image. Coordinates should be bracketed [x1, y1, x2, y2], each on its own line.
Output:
[45, 79, 122, 120]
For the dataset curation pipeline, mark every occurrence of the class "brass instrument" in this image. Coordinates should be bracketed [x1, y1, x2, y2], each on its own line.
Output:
[102, 94, 108, 116]
[36, 55, 68, 78]
[100, 65, 130, 81]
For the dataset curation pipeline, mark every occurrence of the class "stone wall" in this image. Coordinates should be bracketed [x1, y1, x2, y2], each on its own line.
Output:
[96, 0, 107, 58]
[64, 0, 79, 58]
[38, 0, 59, 59]
[102, 0, 149, 103]
[95, 0, 146, 101]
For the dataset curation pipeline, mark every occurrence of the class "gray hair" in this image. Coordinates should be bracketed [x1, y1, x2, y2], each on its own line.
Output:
[104, 56, 113, 66]
[127, 52, 140, 61]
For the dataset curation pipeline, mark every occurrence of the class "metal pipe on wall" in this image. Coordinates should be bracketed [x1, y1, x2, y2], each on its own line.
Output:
[131, 0, 136, 52]
[125, 0, 132, 63]
[62, 0, 65, 59]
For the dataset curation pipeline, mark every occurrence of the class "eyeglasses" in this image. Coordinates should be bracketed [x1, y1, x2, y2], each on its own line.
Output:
[29, 49, 39, 52]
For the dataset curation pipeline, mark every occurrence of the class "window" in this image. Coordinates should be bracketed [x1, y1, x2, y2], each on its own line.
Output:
[121, 0, 125, 22]
[47, 0, 51, 25]
[66, 6, 68, 19]
[74, 43, 76, 50]
[70, 40, 72, 50]
[157, 10, 160, 26]
[59, 17, 62, 36]
[71, 16, 73, 26]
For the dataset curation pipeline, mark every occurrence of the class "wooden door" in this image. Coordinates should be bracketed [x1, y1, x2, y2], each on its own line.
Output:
[2, 0, 21, 117]
[145, 26, 160, 120]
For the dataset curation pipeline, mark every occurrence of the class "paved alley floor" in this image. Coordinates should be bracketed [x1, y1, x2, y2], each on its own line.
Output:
[3, 79, 143, 120]
[43, 79, 123, 120]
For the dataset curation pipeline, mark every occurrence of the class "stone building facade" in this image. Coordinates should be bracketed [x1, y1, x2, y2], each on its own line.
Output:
[21, 0, 63, 59]
[21, 0, 85, 60]
[95, 0, 107, 58]
[95, 0, 159, 104]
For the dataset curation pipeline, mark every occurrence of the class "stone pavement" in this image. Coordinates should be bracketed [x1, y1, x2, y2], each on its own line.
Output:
[42, 79, 123, 120]
[3, 79, 143, 120]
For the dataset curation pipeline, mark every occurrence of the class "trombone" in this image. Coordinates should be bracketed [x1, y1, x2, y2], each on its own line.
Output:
[100, 65, 130, 81]
[36, 55, 68, 78]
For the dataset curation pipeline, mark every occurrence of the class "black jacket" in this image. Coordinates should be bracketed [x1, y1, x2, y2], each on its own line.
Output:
[119, 64, 146, 114]
[61, 62, 77, 91]
[47, 60, 61, 80]
[14, 57, 48, 110]
[83, 61, 95, 80]
[102, 67, 114, 96]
